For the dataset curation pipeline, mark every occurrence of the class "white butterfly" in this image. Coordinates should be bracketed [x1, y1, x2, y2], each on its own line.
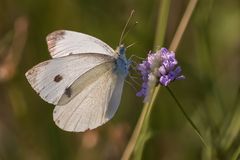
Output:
[25, 30, 131, 132]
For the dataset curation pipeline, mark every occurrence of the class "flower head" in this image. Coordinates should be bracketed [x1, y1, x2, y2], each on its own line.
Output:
[136, 48, 185, 101]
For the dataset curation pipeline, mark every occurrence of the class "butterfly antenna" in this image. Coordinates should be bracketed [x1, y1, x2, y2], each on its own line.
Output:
[119, 10, 135, 46]
[121, 21, 138, 44]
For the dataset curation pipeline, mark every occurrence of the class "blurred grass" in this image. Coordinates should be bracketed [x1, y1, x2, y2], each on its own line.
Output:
[0, 0, 240, 159]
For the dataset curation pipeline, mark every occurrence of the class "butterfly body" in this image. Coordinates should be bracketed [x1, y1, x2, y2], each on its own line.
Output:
[25, 30, 130, 132]
[115, 45, 131, 77]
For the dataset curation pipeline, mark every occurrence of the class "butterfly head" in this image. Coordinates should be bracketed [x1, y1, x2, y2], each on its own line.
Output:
[119, 44, 126, 56]
[116, 44, 126, 56]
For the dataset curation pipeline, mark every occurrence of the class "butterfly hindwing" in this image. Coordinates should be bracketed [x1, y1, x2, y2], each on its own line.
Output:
[53, 64, 125, 132]
[57, 61, 114, 105]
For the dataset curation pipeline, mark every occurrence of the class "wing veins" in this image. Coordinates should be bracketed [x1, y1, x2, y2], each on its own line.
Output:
[60, 68, 114, 131]
[62, 92, 90, 130]
[57, 61, 114, 105]
[100, 72, 114, 124]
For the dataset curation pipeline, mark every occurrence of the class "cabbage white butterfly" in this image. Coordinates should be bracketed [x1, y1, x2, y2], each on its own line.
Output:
[25, 29, 131, 132]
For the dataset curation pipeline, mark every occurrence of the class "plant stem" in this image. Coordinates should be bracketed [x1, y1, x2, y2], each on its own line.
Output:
[153, 0, 171, 50]
[121, 0, 171, 159]
[166, 86, 207, 147]
[121, 0, 198, 159]
[169, 0, 198, 51]
[121, 101, 150, 160]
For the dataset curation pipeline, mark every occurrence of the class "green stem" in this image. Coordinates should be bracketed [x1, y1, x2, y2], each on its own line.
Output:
[121, 0, 198, 159]
[154, 0, 171, 49]
[166, 86, 208, 147]
[121, 0, 171, 159]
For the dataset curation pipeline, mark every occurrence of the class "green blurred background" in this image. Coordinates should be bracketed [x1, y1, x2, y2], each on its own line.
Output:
[0, 0, 239, 159]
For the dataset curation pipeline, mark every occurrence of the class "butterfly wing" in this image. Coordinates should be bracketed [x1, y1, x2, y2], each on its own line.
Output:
[53, 65, 126, 132]
[25, 54, 114, 105]
[27, 30, 127, 132]
[46, 30, 117, 58]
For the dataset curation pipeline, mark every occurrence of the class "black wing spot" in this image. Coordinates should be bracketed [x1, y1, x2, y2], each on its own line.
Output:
[54, 74, 63, 82]
[65, 87, 72, 98]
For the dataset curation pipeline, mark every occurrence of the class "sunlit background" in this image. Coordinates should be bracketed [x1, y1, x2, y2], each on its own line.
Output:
[0, 0, 239, 159]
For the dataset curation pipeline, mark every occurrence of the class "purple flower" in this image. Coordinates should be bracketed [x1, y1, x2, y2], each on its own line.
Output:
[136, 82, 148, 97]
[136, 60, 150, 97]
[136, 48, 185, 100]
[159, 75, 171, 86]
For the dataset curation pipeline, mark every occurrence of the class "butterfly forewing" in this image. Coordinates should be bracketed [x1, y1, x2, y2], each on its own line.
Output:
[47, 30, 117, 58]
[25, 53, 114, 105]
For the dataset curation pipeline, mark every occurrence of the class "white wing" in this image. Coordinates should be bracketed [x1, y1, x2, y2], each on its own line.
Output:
[25, 54, 113, 105]
[53, 66, 126, 132]
[46, 30, 117, 58]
